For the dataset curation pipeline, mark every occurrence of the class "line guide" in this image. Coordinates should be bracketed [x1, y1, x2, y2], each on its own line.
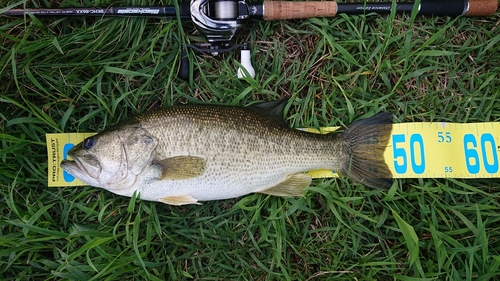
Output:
[46, 120, 500, 187]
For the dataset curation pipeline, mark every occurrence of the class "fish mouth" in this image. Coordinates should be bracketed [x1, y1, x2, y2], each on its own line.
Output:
[60, 154, 101, 181]
[60, 157, 85, 177]
[60, 159, 74, 169]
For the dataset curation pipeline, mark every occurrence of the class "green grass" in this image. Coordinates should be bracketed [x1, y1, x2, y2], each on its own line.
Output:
[1, 0, 500, 279]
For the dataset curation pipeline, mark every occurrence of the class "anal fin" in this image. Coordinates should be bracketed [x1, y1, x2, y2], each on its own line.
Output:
[158, 195, 200, 205]
[259, 174, 312, 197]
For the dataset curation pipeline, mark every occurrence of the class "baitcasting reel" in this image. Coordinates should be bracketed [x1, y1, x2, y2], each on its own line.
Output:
[180, 0, 260, 79]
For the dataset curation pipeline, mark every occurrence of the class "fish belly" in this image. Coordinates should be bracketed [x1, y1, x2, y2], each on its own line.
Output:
[136, 153, 328, 202]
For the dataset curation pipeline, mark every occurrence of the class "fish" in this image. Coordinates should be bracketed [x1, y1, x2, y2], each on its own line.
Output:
[60, 100, 393, 205]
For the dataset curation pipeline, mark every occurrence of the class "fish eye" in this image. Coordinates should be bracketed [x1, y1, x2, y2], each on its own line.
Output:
[83, 137, 96, 150]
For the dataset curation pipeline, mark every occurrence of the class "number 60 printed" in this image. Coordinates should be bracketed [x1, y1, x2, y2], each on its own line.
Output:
[463, 134, 499, 174]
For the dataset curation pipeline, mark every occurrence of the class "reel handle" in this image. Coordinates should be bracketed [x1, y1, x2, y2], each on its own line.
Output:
[237, 44, 255, 79]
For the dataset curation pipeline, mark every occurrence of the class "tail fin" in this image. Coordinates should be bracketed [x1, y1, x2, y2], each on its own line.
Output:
[340, 113, 393, 188]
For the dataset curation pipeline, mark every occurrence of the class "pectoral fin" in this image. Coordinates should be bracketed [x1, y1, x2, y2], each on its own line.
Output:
[259, 173, 312, 197]
[155, 156, 206, 180]
[158, 195, 200, 205]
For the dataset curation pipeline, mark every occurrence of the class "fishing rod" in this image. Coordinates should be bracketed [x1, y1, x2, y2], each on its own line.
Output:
[2, 0, 498, 80]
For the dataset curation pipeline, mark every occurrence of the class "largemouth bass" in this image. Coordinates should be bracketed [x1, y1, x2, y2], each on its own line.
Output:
[60, 100, 393, 205]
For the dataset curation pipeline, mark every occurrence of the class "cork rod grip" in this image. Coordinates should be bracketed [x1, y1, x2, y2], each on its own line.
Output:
[263, 1, 338, 20]
[466, 0, 498, 16]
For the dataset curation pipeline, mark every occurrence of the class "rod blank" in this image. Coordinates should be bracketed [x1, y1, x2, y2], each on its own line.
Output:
[1, 4, 191, 18]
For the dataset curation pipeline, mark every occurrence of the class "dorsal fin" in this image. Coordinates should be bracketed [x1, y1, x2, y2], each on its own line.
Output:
[248, 99, 288, 122]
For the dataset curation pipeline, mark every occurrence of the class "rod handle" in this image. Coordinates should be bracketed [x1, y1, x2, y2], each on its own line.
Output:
[261, 0, 498, 20]
[263, 0, 338, 20]
[466, 0, 498, 16]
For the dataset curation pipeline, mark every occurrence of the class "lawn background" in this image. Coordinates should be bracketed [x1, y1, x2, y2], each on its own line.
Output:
[1, 0, 500, 280]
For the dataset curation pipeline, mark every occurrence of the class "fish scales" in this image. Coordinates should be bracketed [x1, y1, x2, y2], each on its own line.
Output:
[136, 105, 343, 200]
[61, 101, 393, 205]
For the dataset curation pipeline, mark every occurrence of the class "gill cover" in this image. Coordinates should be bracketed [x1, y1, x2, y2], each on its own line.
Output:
[63, 126, 157, 190]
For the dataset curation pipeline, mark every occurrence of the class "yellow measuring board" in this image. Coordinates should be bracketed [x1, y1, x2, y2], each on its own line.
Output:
[46, 132, 97, 187]
[385, 121, 500, 179]
[46, 121, 500, 187]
